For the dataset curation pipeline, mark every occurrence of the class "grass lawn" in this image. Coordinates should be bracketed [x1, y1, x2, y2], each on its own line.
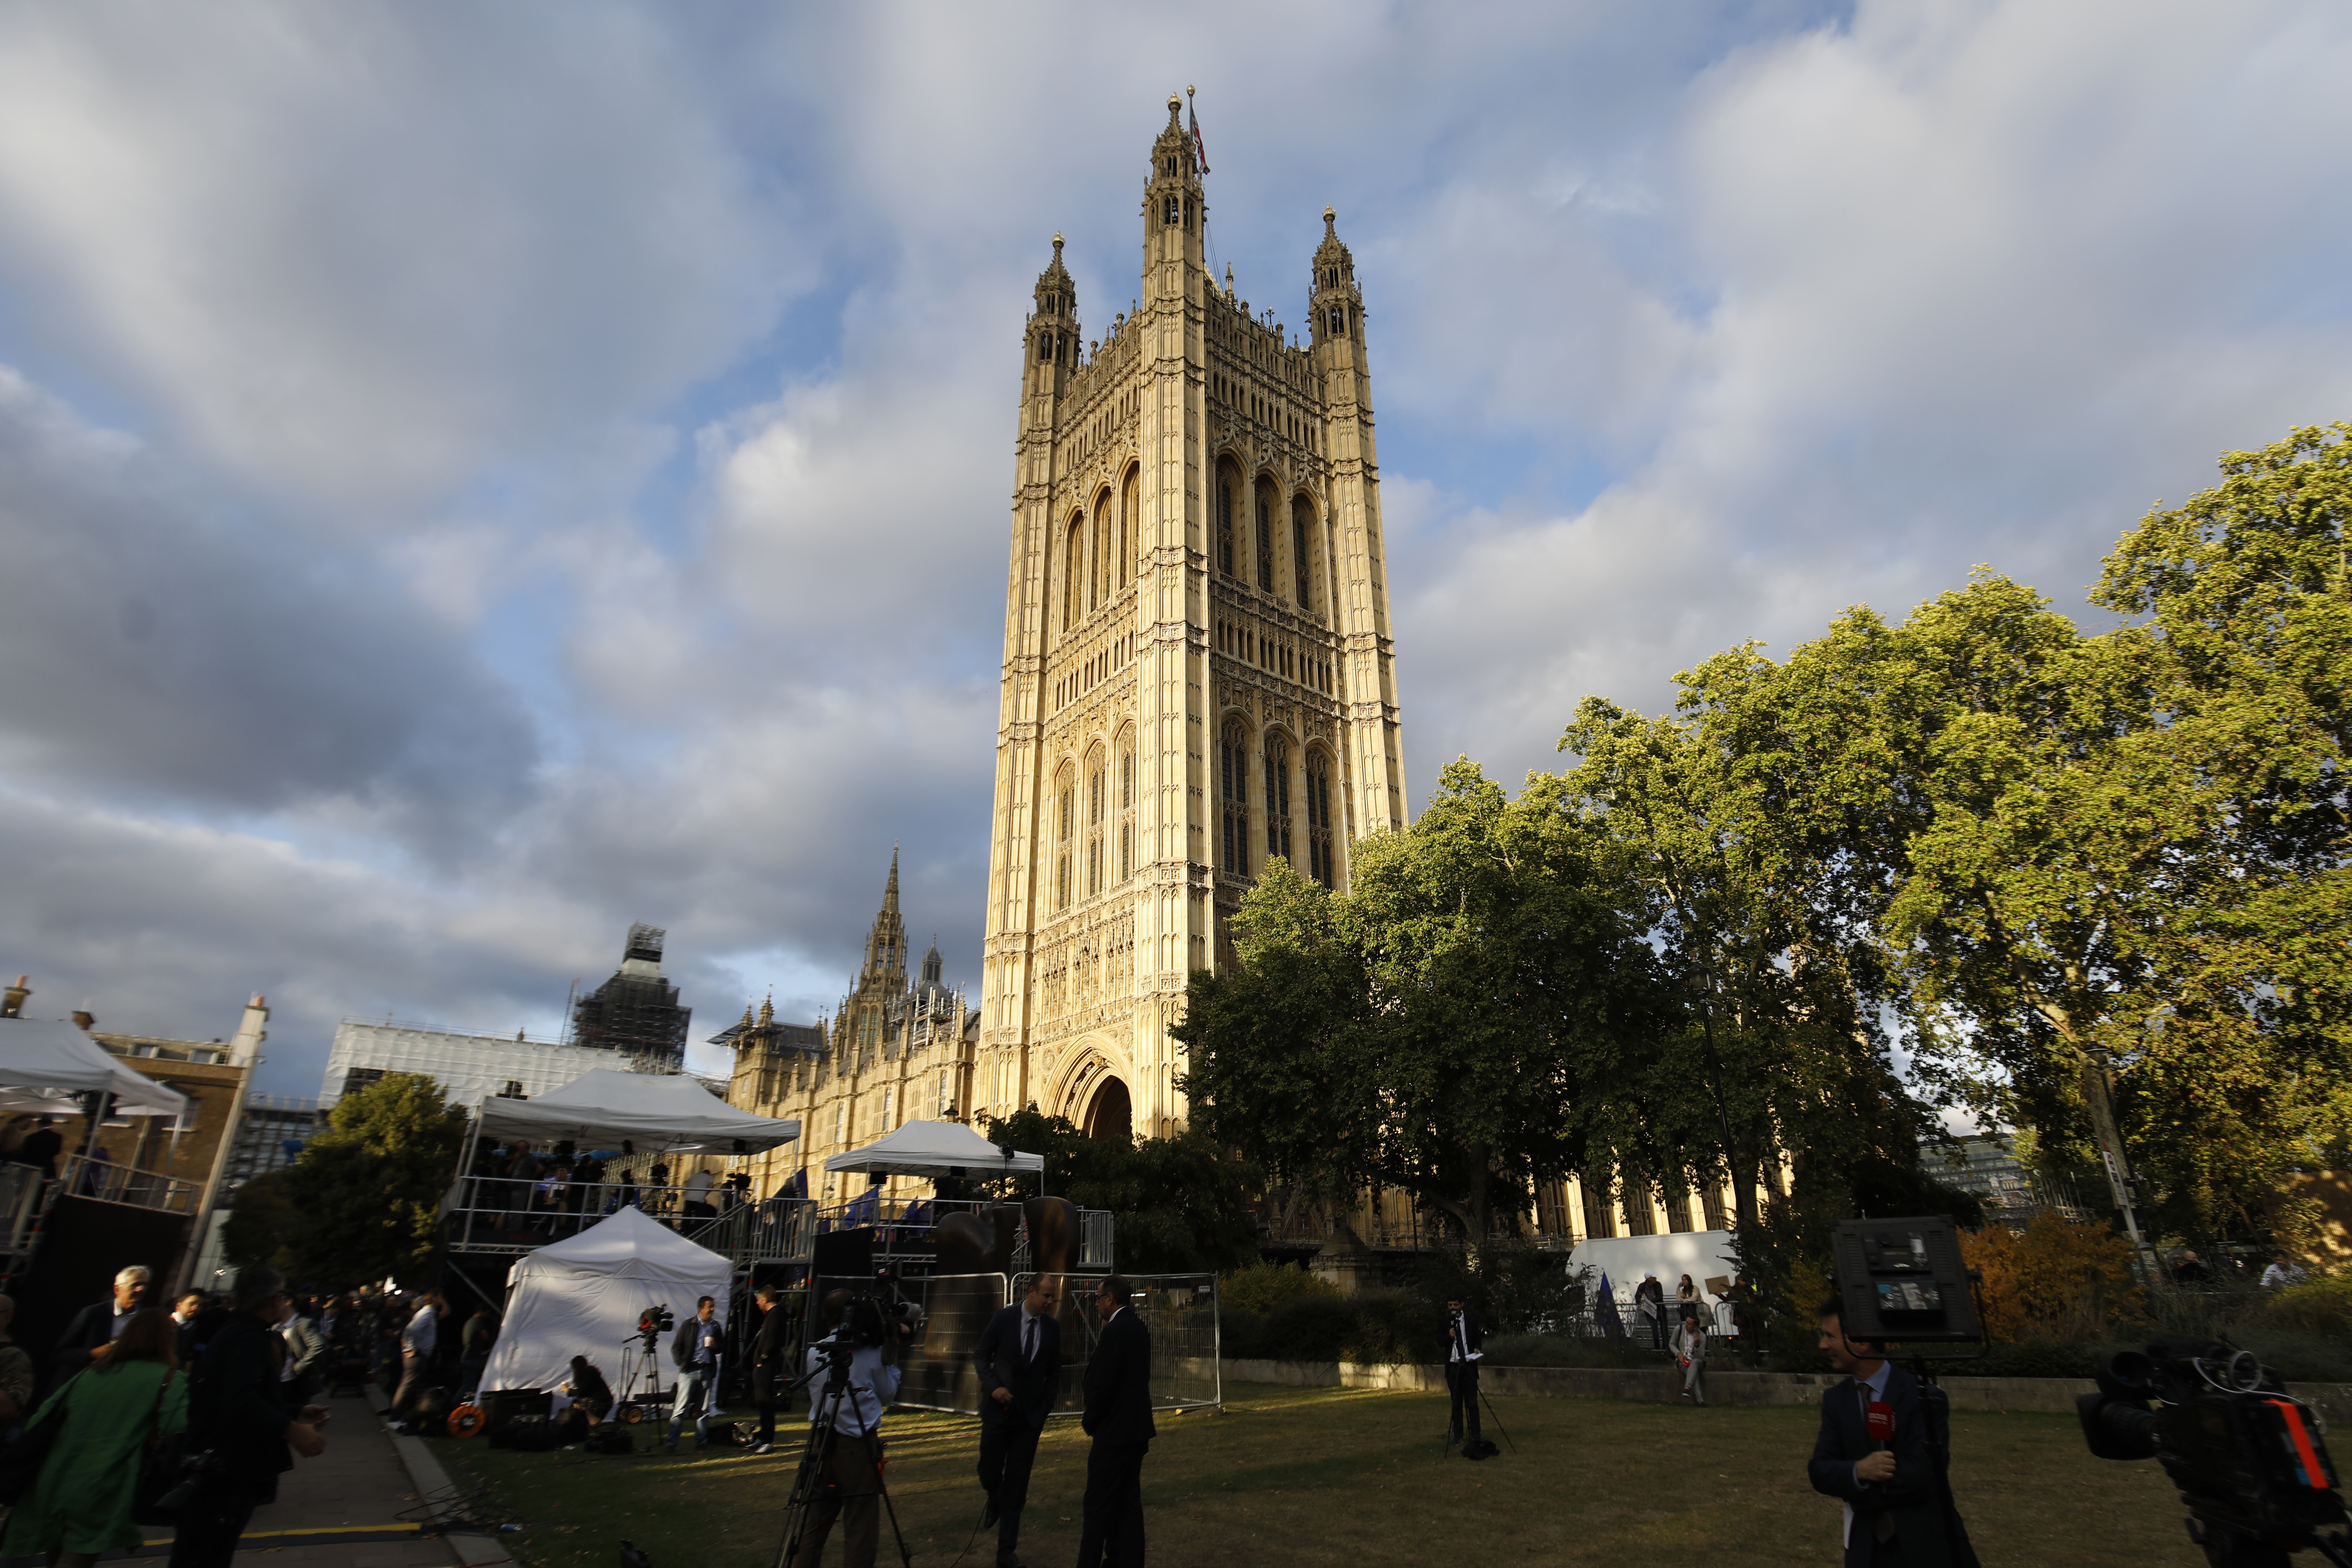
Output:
[426, 1381, 2201, 1567]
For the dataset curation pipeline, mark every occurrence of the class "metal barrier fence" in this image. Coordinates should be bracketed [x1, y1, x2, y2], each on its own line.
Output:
[1019, 1272, 1221, 1416]
[442, 1176, 814, 1261]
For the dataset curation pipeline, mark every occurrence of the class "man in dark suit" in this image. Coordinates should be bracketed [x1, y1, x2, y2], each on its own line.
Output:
[749, 1283, 797, 1454]
[1443, 1293, 1484, 1448]
[1077, 1275, 1154, 1568]
[50, 1262, 152, 1386]
[13, 1117, 59, 1181]
[976, 1274, 1063, 1568]
[1806, 1297, 1959, 1567]
[170, 1266, 331, 1568]
[666, 1294, 723, 1450]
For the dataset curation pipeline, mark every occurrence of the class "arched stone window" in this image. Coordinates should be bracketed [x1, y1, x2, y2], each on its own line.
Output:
[1264, 734, 1293, 866]
[1054, 765, 1076, 912]
[1254, 477, 1277, 591]
[1063, 514, 1085, 632]
[1306, 750, 1336, 888]
[1092, 489, 1112, 611]
[1120, 466, 1138, 586]
[1116, 730, 1137, 883]
[1291, 493, 1316, 612]
[1219, 717, 1250, 877]
[1085, 746, 1107, 898]
[1215, 460, 1238, 578]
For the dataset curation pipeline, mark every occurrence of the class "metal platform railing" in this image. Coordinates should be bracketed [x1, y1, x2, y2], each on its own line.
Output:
[807, 1197, 1117, 1274]
[441, 1176, 815, 1262]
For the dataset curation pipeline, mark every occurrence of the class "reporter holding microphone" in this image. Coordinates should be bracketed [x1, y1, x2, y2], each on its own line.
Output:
[1806, 1296, 1974, 1567]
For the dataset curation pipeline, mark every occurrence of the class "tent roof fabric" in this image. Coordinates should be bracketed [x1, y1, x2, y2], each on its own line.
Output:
[477, 1206, 734, 1397]
[0, 1018, 189, 1119]
[472, 1068, 798, 1152]
[823, 1118, 1043, 1179]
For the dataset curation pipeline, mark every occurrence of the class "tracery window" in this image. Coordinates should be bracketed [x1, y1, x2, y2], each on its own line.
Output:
[1117, 742, 1136, 882]
[1306, 750, 1335, 888]
[1292, 494, 1315, 611]
[1215, 467, 1235, 578]
[1255, 480, 1275, 591]
[1121, 467, 1138, 586]
[1086, 748, 1106, 898]
[1265, 734, 1292, 865]
[1055, 770, 1075, 911]
[1219, 718, 1249, 877]
[1064, 515, 1085, 631]
[1092, 490, 1111, 611]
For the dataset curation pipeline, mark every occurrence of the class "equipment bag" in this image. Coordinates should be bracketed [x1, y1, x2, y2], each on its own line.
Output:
[584, 1424, 636, 1455]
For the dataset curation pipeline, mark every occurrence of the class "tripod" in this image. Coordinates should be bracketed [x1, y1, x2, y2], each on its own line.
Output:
[615, 1333, 667, 1425]
[771, 1338, 912, 1568]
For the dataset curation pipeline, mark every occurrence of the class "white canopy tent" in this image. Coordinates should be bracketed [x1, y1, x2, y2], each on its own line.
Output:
[823, 1119, 1043, 1182]
[471, 1069, 799, 1153]
[0, 1017, 189, 1120]
[476, 1205, 733, 1395]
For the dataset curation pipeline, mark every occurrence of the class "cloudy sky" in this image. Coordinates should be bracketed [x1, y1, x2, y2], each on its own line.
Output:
[1, 2, 2346, 1097]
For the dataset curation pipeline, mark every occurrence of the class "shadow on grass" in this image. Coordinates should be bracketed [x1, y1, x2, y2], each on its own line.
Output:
[426, 1382, 2202, 1568]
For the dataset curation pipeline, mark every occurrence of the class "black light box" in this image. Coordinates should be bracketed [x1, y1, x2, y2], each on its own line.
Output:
[1830, 1215, 1981, 1344]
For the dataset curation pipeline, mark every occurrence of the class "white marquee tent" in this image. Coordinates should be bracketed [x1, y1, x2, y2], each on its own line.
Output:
[476, 1205, 733, 1396]
[0, 1017, 188, 1119]
[471, 1069, 799, 1153]
[823, 1119, 1043, 1182]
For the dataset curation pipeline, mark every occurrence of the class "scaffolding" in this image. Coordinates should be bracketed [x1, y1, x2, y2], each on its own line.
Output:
[569, 923, 691, 1073]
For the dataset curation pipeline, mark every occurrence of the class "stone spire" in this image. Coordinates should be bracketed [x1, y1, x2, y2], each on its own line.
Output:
[1309, 205, 1361, 350]
[860, 848, 907, 989]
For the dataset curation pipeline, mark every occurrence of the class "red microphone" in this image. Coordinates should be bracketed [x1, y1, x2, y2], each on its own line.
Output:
[1866, 1401, 1896, 1445]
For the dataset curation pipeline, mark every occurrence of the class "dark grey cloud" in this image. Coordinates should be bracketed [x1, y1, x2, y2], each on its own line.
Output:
[0, 371, 539, 847]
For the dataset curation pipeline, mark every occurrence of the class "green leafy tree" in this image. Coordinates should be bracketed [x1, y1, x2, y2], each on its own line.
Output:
[1176, 761, 1675, 1254]
[221, 1168, 299, 1272]
[279, 1072, 468, 1288]
[979, 1107, 1261, 1274]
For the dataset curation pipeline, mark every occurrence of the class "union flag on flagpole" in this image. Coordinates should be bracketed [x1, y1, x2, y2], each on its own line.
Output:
[1187, 85, 1210, 174]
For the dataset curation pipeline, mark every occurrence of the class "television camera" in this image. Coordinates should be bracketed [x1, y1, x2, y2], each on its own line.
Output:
[2079, 1333, 2349, 1566]
[636, 1304, 676, 1346]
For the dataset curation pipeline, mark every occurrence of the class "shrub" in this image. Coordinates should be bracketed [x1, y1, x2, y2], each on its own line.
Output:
[1219, 1305, 1267, 1360]
[2255, 1276, 2352, 1344]
[1481, 1333, 1659, 1369]
[1346, 1288, 1445, 1363]
[1258, 1294, 1360, 1362]
[1221, 1262, 1338, 1318]
[1961, 1213, 2142, 1342]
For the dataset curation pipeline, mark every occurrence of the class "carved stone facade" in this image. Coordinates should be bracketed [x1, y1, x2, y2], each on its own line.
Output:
[980, 96, 1407, 1141]
[720, 852, 979, 1204]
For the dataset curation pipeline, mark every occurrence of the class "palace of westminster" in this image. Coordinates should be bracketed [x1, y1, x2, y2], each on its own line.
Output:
[720, 97, 1735, 1245]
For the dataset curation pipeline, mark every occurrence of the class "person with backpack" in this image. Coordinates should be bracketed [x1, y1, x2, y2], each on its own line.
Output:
[2, 1307, 187, 1566]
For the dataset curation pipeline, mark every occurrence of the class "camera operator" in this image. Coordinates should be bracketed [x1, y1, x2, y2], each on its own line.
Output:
[1807, 1297, 1969, 1567]
[976, 1274, 1062, 1568]
[795, 1288, 903, 1568]
[664, 1296, 724, 1452]
[1443, 1293, 1483, 1449]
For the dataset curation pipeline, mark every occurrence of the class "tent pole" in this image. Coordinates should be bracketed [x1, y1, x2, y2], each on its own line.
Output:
[453, 1113, 484, 1251]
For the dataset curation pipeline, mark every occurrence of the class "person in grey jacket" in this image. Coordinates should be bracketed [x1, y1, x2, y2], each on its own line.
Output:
[666, 1296, 723, 1450]
[1676, 1310, 1710, 1407]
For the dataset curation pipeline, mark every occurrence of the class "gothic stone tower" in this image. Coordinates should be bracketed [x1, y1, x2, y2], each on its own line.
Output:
[979, 94, 1406, 1141]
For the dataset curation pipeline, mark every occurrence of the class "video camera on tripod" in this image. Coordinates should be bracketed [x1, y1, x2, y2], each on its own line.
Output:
[2079, 1334, 2350, 1566]
[637, 1304, 676, 1346]
[818, 1268, 923, 1357]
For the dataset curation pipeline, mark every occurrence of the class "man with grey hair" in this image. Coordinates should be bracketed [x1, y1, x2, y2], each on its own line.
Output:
[49, 1263, 151, 1385]
[170, 1266, 330, 1568]
[0, 1293, 32, 1433]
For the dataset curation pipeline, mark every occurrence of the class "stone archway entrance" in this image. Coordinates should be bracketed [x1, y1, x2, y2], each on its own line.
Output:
[1082, 1077, 1132, 1143]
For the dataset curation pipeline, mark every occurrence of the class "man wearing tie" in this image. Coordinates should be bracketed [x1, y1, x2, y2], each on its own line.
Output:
[975, 1275, 1063, 1568]
[1443, 1294, 1483, 1449]
[1077, 1275, 1155, 1568]
[1806, 1297, 1962, 1566]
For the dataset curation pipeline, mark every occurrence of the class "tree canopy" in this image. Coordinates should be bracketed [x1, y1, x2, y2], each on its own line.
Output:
[979, 1107, 1261, 1275]
[274, 1071, 469, 1288]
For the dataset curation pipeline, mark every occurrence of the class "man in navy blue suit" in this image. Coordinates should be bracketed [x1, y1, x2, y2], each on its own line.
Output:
[1077, 1275, 1155, 1568]
[1806, 1297, 1965, 1567]
[976, 1275, 1063, 1568]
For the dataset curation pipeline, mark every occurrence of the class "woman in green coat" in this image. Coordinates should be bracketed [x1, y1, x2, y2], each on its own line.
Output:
[5, 1307, 187, 1566]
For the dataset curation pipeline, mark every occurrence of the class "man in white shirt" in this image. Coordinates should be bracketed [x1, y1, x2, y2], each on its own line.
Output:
[2262, 1254, 2308, 1289]
[392, 1293, 443, 1425]
[794, 1289, 903, 1568]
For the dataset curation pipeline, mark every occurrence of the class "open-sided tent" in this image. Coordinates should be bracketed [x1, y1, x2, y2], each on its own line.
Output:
[476, 1205, 733, 1396]
[472, 1069, 799, 1153]
[0, 1018, 188, 1119]
[823, 1119, 1043, 1182]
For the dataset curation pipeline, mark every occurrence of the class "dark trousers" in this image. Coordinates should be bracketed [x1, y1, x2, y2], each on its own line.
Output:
[1076, 1438, 1147, 1568]
[166, 1477, 274, 1568]
[1446, 1360, 1482, 1441]
[978, 1412, 1043, 1565]
[754, 1364, 782, 1445]
[795, 1429, 882, 1568]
